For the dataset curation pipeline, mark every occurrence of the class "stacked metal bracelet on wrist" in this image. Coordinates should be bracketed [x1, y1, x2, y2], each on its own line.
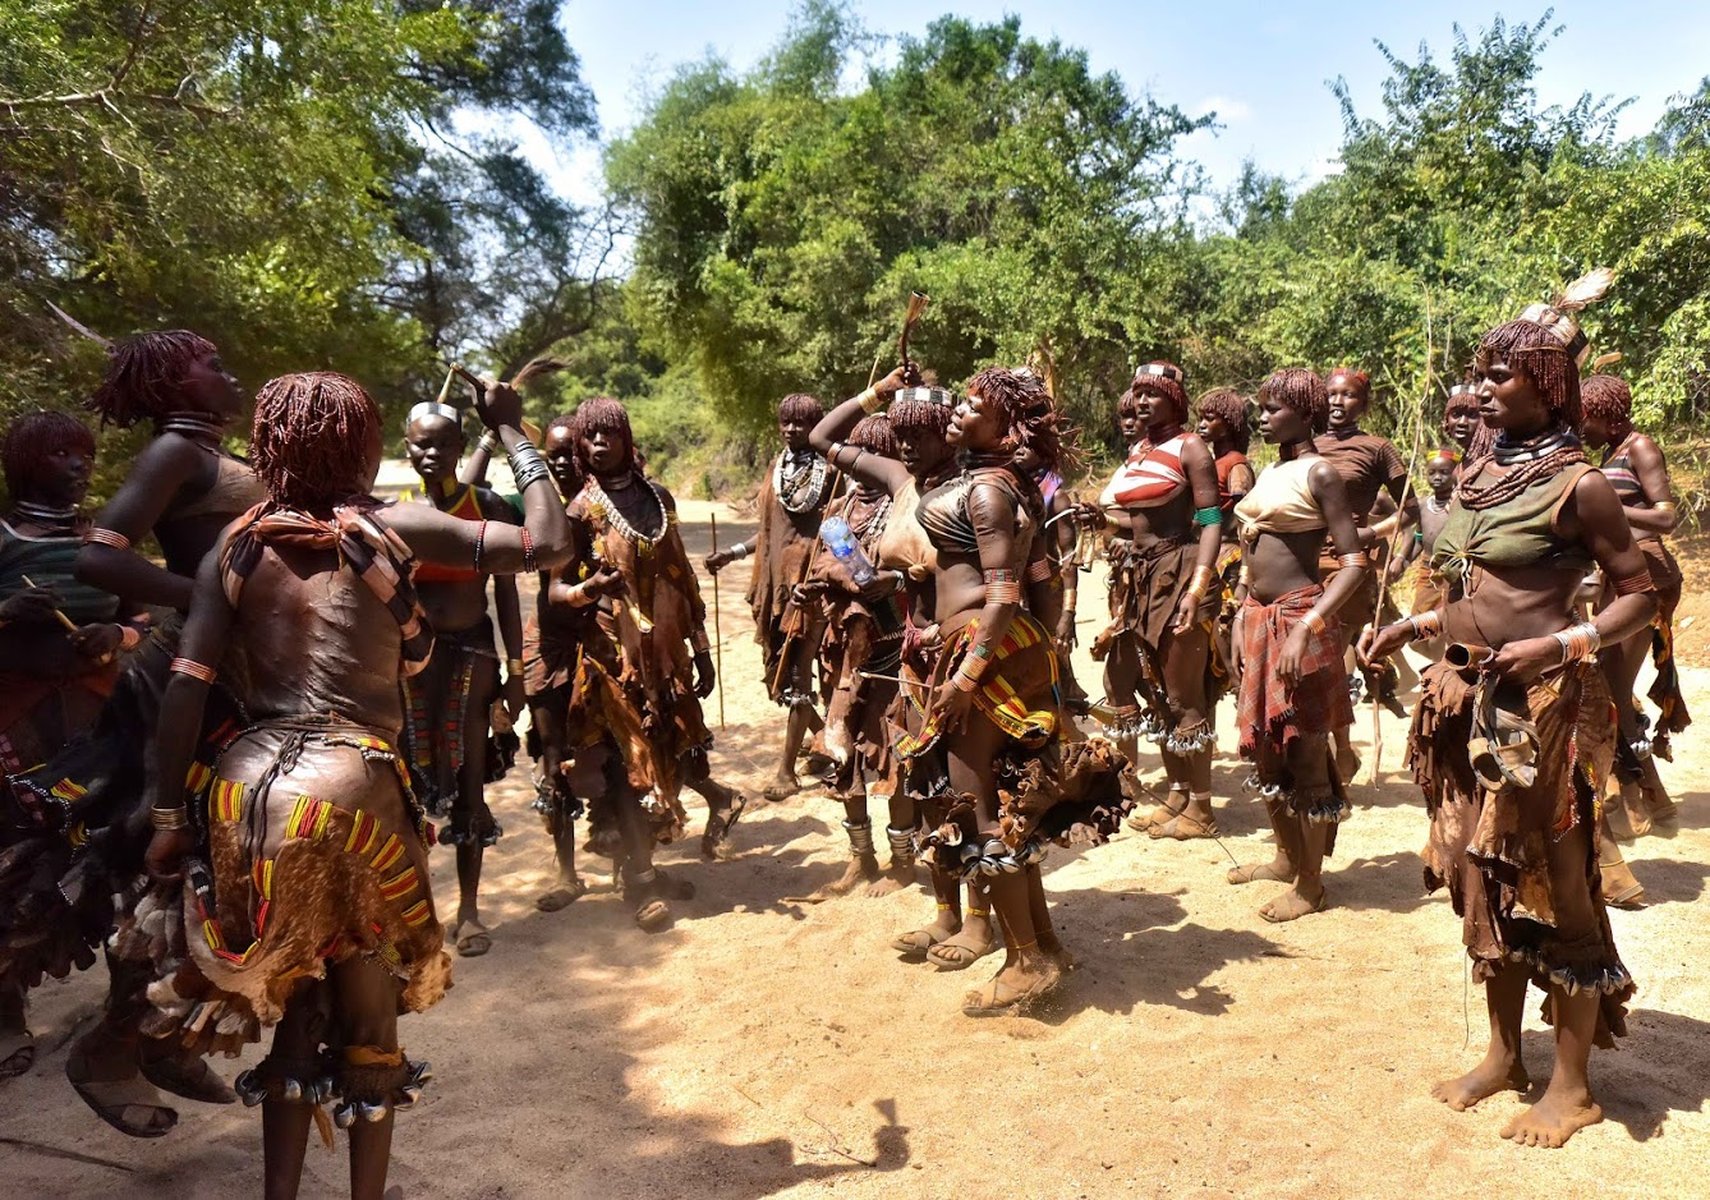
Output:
[508, 439, 552, 493]
[1554, 621, 1601, 663]
[1404, 610, 1443, 642]
[150, 805, 189, 831]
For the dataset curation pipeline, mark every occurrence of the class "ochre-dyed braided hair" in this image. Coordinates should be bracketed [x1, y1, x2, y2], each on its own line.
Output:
[1195, 387, 1251, 454]
[1443, 385, 1481, 421]
[1258, 368, 1329, 434]
[88, 330, 218, 428]
[777, 393, 825, 424]
[849, 413, 897, 458]
[966, 365, 1064, 473]
[1130, 362, 1190, 425]
[251, 372, 380, 511]
[891, 391, 953, 437]
[1580, 374, 1634, 444]
[570, 396, 642, 475]
[3, 411, 96, 499]
[1474, 319, 1583, 433]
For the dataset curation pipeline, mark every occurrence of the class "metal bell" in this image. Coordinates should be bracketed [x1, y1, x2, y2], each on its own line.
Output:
[234, 1068, 268, 1107]
[281, 1077, 303, 1103]
[333, 1102, 357, 1130]
[359, 1101, 388, 1123]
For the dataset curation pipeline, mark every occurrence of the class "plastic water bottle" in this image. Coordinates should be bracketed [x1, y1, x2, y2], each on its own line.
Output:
[820, 516, 877, 585]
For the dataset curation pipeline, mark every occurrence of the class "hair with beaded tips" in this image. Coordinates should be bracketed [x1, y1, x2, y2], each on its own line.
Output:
[1258, 368, 1329, 433]
[1580, 374, 1634, 443]
[1474, 319, 1583, 433]
[4, 411, 96, 498]
[87, 330, 219, 428]
[777, 393, 825, 424]
[1195, 387, 1251, 454]
[570, 396, 642, 475]
[966, 365, 1064, 471]
[251, 372, 380, 510]
[1130, 362, 1190, 424]
[848, 413, 897, 458]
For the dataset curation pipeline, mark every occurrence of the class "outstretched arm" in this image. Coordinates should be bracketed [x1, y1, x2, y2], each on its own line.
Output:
[807, 366, 913, 496]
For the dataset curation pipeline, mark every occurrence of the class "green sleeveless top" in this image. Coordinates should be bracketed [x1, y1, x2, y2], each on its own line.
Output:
[0, 520, 120, 624]
[1430, 464, 1596, 587]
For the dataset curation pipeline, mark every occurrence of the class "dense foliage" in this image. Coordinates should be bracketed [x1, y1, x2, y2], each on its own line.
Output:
[6, 3, 1710, 496]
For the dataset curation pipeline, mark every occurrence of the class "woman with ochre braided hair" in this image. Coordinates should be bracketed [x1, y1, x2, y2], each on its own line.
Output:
[810, 369, 998, 968]
[1360, 288, 1652, 1149]
[1443, 383, 1483, 461]
[1228, 368, 1365, 922]
[1580, 373, 1687, 844]
[905, 366, 1127, 1015]
[554, 398, 741, 931]
[1384, 448, 1459, 661]
[0, 331, 259, 1137]
[139, 370, 569, 1198]
[1079, 362, 1224, 841]
[0, 413, 148, 1082]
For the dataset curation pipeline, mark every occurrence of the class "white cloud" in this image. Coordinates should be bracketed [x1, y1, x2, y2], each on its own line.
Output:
[1193, 95, 1252, 122]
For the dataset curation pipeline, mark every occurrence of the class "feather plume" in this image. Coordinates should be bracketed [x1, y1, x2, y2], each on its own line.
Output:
[45, 301, 113, 350]
[1553, 267, 1614, 313]
[898, 291, 930, 382]
[1590, 351, 1624, 370]
[507, 354, 570, 390]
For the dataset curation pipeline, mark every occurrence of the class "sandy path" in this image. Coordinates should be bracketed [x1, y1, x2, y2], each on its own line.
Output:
[4, 499, 1708, 1198]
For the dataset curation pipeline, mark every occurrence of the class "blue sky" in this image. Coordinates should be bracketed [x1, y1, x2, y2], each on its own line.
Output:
[514, 2, 1710, 212]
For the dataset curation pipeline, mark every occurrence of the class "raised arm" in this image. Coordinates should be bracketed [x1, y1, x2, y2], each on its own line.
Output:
[77, 436, 212, 610]
[808, 366, 912, 496]
[386, 382, 571, 573]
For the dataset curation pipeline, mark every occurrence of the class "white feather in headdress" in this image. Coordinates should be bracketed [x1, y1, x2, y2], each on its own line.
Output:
[1553, 267, 1614, 314]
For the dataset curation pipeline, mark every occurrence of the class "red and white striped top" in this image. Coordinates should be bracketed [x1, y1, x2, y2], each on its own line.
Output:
[1101, 436, 1187, 509]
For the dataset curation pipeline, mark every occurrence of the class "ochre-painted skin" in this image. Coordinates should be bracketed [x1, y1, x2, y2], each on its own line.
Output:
[1360, 358, 1656, 1149]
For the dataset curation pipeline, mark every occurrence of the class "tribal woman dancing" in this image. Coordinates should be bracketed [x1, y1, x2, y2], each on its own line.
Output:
[555, 398, 739, 930]
[1081, 363, 1224, 840]
[908, 366, 1124, 1015]
[810, 370, 998, 968]
[523, 415, 591, 911]
[398, 401, 528, 958]
[794, 414, 911, 898]
[1228, 368, 1365, 922]
[706, 394, 834, 800]
[0, 413, 147, 1080]
[1360, 292, 1652, 1148]
[0, 331, 260, 1137]
[140, 371, 569, 1198]
[1580, 373, 1688, 843]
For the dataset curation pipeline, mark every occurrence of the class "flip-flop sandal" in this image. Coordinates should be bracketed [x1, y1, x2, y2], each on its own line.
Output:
[961, 968, 1062, 1017]
[701, 791, 748, 859]
[1227, 861, 1292, 885]
[535, 879, 588, 912]
[140, 1048, 237, 1104]
[926, 936, 997, 971]
[0, 1030, 34, 1080]
[890, 925, 953, 961]
[454, 926, 493, 957]
[1259, 890, 1327, 924]
[67, 1050, 178, 1138]
[1149, 812, 1219, 841]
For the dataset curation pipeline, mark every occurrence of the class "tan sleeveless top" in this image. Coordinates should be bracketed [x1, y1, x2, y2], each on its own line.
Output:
[1235, 458, 1325, 535]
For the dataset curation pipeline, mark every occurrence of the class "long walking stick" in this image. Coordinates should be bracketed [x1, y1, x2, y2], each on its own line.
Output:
[710, 511, 726, 729]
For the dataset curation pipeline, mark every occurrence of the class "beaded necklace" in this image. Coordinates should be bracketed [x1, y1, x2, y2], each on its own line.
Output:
[586, 474, 669, 553]
[774, 450, 829, 515]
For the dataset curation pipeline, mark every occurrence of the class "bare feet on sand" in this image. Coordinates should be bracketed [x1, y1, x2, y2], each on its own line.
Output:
[1501, 1086, 1603, 1148]
[1431, 1055, 1530, 1111]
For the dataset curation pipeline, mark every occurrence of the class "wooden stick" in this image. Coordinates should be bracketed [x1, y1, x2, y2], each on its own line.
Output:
[710, 511, 726, 729]
[20, 576, 77, 631]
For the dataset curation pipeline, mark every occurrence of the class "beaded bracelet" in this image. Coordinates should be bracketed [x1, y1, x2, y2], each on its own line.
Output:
[473, 520, 488, 575]
[1192, 506, 1223, 527]
[520, 527, 537, 573]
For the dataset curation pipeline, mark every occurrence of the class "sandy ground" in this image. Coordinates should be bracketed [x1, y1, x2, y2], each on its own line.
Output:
[4, 500, 1709, 1199]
